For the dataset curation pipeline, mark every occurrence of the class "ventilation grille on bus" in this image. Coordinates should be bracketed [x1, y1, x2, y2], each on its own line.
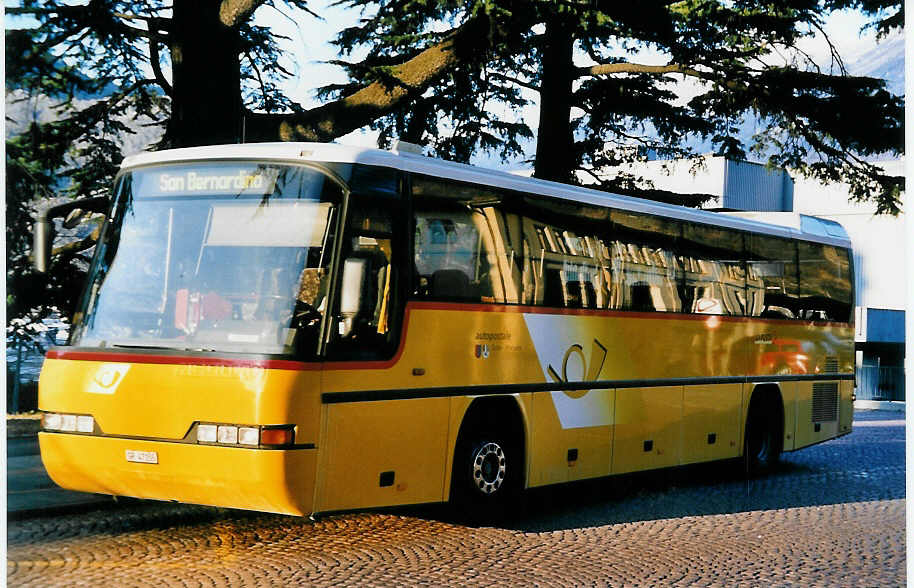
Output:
[824, 356, 839, 373]
[812, 382, 839, 423]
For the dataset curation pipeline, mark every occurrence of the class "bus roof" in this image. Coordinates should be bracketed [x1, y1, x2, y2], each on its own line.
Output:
[121, 142, 851, 248]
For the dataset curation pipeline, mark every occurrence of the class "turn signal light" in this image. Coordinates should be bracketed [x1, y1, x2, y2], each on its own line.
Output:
[260, 428, 294, 446]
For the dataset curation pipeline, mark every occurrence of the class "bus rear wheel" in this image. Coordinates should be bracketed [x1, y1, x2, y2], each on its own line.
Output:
[744, 396, 782, 474]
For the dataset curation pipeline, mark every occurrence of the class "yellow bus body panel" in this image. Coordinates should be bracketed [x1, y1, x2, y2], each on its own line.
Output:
[680, 383, 742, 465]
[38, 356, 322, 515]
[38, 433, 317, 516]
[39, 358, 322, 443]
[315, 399, 451, 512]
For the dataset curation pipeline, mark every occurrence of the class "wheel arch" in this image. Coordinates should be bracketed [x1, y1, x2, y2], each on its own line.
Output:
[744, 383, 786, 455]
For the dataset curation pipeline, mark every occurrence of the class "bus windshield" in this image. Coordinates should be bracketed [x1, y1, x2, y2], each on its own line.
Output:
[71, 162, 343, 357]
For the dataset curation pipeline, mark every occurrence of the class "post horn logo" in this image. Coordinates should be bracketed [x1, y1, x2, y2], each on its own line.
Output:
[547, 339, 607, 399]
[88, 363, 131, 395]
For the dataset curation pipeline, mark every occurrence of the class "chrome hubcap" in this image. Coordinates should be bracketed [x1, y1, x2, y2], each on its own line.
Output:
[472, 442, 506, 495]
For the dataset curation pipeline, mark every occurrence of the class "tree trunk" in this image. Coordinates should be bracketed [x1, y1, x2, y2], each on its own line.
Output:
[533, 19, 576, 184]
[166, 0, 242, 147]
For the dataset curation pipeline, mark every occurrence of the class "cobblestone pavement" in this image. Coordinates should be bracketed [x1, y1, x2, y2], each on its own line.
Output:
[8, 410, 904, 586]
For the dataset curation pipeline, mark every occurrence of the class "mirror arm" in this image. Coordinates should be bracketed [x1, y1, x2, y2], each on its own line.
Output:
[33, 196, 110, 273]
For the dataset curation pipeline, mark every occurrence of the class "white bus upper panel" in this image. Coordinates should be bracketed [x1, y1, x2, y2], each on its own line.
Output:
[120, 142, 851, 248]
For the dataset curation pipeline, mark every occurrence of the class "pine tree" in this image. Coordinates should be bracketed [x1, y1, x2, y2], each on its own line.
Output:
[333, 0, 903, 213]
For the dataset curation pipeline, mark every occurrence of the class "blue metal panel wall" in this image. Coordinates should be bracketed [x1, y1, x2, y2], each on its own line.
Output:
[866, 308, 905, 343]
[721, 160, 793, 211]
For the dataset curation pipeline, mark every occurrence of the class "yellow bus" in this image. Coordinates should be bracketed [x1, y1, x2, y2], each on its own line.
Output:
[36, 142, 855, 517]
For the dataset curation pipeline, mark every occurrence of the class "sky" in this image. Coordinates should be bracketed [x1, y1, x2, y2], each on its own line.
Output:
[254, 2, 904, 167]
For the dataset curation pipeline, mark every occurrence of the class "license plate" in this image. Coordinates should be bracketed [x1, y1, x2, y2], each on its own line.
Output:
[125, 450, 158, 464]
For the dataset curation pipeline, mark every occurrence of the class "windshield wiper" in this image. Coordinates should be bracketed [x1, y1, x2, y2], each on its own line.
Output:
[110, 343, 177, 351]
[109, 343, 233, 354]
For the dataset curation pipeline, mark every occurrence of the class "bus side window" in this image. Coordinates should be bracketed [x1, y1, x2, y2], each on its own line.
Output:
[679, 222, 746, 316]
[413, 208, 504, 303]
[610, 210, 683, 313]
[746, 234, 799, 319]
[797, 242, 852, 322]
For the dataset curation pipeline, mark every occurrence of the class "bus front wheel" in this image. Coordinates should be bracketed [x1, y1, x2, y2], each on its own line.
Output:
[451, 427, 522, 519]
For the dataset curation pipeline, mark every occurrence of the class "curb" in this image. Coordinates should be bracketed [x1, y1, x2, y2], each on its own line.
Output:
[854, 400, 905, 413]
[7, 416, 41, 438]
[7, 496, 122, 521]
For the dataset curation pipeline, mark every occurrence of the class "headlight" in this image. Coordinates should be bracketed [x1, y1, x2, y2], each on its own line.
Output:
[76, 415, 94, 433]
[238, 427, 259, 446]
[217, 425, 238, 444]
[197, 424, 217, 443]
[42, 412, 95, 433]
[60, 414, 78, 432]
[43, 413, 62, 430]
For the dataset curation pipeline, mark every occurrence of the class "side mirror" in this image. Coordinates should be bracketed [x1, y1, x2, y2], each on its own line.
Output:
[33, 216, 52, 274]
[338, 258, 367, 338]
[33, 196, 110, 273]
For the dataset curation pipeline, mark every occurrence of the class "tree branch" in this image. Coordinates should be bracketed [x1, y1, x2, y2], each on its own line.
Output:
[219, 0, 268, 28]
[488, 71, 540, 92]
[810, 20, 847, 75]
[149, 38, 173, 96]
[51, 224, 102, 259]
[578, 61, 707, 79]
[244, 15, 492, 142]
[7, 5, 87, 16]
[245, 48, 269, 106]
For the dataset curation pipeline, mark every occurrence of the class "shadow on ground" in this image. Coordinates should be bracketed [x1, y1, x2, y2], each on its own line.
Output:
[410, 409, 905, 532]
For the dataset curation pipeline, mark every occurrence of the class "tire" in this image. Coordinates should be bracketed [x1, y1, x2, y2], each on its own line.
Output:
[451, 426, 522, 521]
[744, 396, 782, 475]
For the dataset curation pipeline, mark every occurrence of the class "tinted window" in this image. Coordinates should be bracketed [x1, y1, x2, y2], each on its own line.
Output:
[520, 199, 610, 309]
[745, 234, 799, 319]
[609, 211, 683, 313]
[797, 242, 852, 322]
[679, 222, 746, 315]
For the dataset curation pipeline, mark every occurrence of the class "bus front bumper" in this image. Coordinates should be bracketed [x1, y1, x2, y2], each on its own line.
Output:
[38, 432, 317, 516]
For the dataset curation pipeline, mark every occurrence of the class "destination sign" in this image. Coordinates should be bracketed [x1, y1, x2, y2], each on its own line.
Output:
[158, 170, 277, 193]
[135, 164, 283, 197]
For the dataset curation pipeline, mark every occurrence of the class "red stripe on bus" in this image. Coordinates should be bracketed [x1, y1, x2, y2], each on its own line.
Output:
[403, 300, 851, 327]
